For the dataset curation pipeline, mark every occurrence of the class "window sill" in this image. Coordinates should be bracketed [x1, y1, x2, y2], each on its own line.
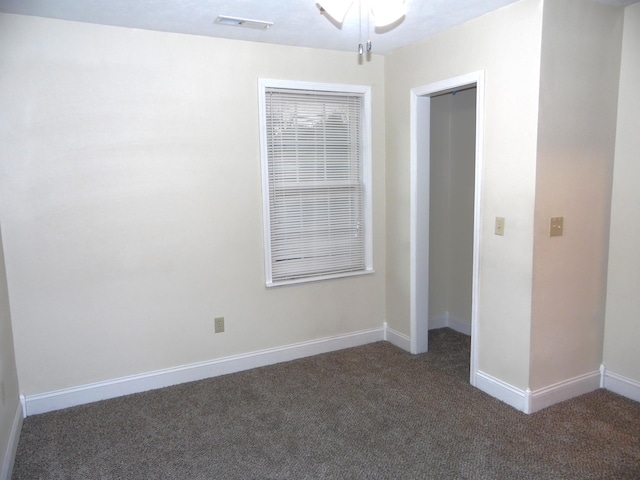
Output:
[266, 268, 375, 288]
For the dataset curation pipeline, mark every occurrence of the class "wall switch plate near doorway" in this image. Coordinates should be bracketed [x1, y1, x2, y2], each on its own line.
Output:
[550, 217, 564, 237]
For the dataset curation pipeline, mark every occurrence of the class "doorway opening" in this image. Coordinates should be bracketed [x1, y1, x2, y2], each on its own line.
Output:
[409, 72, 484, 387]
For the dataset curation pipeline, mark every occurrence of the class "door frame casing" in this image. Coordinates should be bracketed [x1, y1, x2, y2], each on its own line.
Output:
[409, 71, 485, 387]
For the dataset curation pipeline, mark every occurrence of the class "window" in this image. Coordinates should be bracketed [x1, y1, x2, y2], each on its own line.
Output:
[258, 79, 373, 286]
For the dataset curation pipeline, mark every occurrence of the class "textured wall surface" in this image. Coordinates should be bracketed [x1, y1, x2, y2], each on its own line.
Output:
[0, 224, 20, 477]
[604, 2, 640, 384]
[385, 0, 543, 389]
[0, 13, 386, 395]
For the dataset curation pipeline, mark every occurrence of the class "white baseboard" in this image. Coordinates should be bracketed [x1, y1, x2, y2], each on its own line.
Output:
[602, 366, 640, 403]
[428, 313, 471, 336]
[0, 400, 23, 480]
[23, 326, 385, 416]
[475, 370, 527, 412]
[383, 322, 411, 352]
[527, 370, 601, 414]
[475, 369, 603, 414]
[447, 315, 472, 336]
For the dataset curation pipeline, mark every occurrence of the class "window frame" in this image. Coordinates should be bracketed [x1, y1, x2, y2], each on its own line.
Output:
[258, 78, 374, 287]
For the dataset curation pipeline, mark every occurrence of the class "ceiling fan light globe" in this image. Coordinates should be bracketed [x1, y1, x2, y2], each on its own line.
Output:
[370, 0, 405, 27]
[372, 7, 404, 27]
[319, 0, 353, 23]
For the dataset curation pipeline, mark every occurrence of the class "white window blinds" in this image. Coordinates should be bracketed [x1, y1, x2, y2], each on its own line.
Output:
[260, 82, 371, 285]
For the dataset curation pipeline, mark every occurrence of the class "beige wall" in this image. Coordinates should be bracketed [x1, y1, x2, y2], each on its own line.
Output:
[385, 0, 543, 389]
[0, 224, 20, 474]
[429, 89, 476, 330]
[0, 14, 386, 395]
[428, 94, 453, 324]
[604, 2, 640, 382]
[0, 0, 637, 412]
[530, 0, 623, 390]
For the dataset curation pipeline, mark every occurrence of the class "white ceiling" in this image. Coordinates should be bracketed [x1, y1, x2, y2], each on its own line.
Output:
[0, 0, 637, 55]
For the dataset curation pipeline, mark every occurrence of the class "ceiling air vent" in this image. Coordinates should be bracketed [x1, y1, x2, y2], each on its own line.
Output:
[214, 15, 273, 30]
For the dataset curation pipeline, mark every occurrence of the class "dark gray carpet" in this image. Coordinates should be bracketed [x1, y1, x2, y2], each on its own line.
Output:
[12, 328, 640, 479]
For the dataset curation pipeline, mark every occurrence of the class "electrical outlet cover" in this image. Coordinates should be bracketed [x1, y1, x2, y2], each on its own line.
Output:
[214, 317, 225, 333]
